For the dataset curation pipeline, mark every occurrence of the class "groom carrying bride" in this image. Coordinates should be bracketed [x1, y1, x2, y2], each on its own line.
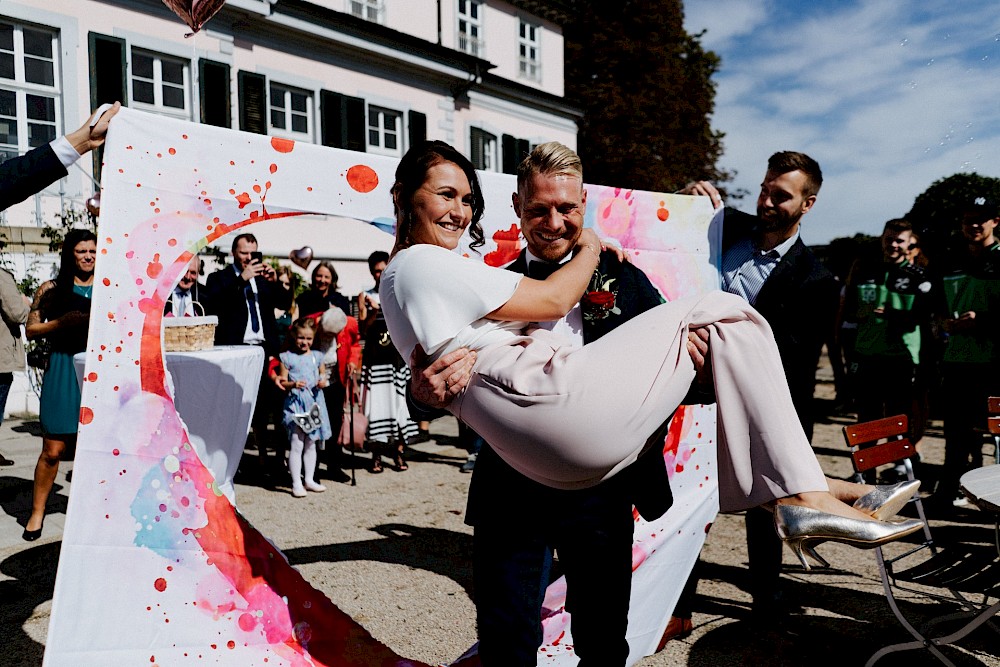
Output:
[407, 142, 711, 666]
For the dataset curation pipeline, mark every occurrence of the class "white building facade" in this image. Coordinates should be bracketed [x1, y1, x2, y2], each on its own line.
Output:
[0, 0, 578, 415]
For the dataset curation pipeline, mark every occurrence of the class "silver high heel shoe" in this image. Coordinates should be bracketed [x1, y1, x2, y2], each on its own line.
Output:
[773, 505, 924, 571]
[852, 480, 920, 520]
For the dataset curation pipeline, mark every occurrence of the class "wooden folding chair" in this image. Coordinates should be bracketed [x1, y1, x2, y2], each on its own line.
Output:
[843, 414, 1000, 666]
[987, 397, 1000, 465]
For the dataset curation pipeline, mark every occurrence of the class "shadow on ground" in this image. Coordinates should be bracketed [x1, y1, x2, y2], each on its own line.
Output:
[0, 541, 60, 667]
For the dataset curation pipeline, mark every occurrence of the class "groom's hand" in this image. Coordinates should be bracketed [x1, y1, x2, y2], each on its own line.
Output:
[410, 345, 477, 409]
[687, 326, 713, 396]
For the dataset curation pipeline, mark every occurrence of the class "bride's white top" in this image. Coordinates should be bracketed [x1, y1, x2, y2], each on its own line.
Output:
[380, 244, 528, 362]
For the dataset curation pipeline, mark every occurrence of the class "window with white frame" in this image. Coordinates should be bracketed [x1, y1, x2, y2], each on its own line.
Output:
[519, 20, 540, 81]
[367, 105, 402, 158]
[469, 127, 497, 172]
[457, 0, 483, 57]
[130, 49, 190, 119]
[0, 21, 60, 164]
[348, 0, 384, 23]
[269, 83, 313, 141]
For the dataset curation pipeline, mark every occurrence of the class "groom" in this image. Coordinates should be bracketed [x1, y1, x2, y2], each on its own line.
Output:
[409, 142, 710, 666]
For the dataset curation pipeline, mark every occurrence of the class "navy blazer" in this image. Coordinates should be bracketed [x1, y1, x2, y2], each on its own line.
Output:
[205, 266, 291, 358]
[0, 143, 68, 212]
[466, 249, 674, 526]
[722, 208, 839, 438]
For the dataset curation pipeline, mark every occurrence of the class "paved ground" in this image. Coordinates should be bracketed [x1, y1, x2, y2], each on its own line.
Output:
[1, 369, 999, 666]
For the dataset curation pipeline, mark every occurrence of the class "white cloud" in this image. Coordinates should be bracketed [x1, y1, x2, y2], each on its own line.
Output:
[685, 0, 1000, 243]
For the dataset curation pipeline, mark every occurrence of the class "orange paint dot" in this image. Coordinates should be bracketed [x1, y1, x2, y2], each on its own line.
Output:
[79, 407, 94, 425]
[168, 239, 177, 247]
[252, 184, 262, 194]
[306, 186, 313, 191]
[182, 134, 188, 139]
[346, 164, 379, 193]
[103, 278, 111, 286]
[154, 578, 167, 592]
[656, 206, 670, 222]
[270, 136, 295, 153]
[168, 147, 176, 155]
[269, 163, 277, 174]
[87, 372, 97, 382]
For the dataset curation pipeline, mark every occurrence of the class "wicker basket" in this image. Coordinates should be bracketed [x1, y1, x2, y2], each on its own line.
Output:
[163, 315, 218, 352]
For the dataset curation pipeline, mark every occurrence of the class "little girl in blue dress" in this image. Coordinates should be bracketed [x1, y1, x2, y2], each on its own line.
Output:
[278, 318, 333, 497]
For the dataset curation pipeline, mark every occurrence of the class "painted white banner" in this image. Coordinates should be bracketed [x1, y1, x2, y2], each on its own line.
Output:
[45, 108, 720, 666]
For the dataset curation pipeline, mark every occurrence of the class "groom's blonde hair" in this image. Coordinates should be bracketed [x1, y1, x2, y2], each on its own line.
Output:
[516, 142, 583, 194]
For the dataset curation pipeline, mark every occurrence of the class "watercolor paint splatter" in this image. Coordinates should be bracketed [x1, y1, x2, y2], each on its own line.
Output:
[46, 108, 720, 666]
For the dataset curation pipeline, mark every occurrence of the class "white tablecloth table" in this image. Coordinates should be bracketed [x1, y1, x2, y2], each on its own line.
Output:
[74, 345, 265, 504]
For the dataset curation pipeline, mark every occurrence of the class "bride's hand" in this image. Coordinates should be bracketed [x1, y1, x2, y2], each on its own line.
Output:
[577, 228, 630, 263]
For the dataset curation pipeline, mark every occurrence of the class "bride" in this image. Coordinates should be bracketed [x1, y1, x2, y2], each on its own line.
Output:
[379, 140, 921, 568]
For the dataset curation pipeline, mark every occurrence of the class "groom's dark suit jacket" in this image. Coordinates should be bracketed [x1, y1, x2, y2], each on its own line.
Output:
[0, 143, 68, 212]
[465, 249, 674, 528]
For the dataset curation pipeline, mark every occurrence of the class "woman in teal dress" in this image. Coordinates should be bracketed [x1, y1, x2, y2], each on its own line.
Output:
[22, 229, 96, 540]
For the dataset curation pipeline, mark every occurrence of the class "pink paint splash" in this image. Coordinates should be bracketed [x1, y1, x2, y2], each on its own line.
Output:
[130, 209, 434, 666]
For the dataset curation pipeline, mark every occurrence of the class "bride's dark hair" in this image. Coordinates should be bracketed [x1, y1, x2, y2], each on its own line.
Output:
[391, 140, 486, 252]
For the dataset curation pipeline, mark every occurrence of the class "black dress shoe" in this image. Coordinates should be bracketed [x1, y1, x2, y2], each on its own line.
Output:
[22, 526, 42, 541]
[0, 453, 13, 466]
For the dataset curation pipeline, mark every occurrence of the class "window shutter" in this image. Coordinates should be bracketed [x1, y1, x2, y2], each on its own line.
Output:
[344, 96, 366, 152]
[89, 33, 126, 108]
[516, 139, 530, 164]
[88, 33, 126, 183]
[501, 133, 517, 174]
[470, 128, 484, 169]
[237, 71, 267, 134]
[408, 110, 426, 148]
[199, 60, 231, 128]
[321, 90, 366, 151]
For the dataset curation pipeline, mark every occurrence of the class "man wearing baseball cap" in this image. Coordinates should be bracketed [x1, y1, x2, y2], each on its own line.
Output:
[937, 193, 1000, 506]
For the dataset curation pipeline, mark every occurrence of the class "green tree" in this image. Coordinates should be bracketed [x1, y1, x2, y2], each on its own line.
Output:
[563, 0, 734, 195]
[907, 172, 1000, 262]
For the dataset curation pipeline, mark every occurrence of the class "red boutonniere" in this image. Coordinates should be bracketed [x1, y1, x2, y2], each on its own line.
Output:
[582, 273, 620, 322]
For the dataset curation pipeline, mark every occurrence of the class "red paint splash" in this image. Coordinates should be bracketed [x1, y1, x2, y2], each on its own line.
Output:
[153, 578, 167, 592]
[271, 136, 295, 153]
[485, 224, 522, 267]
[346, 165, 378, 193]
[269, 163, 278, 174]
[147, 254, 163, 279]
[657, 202, 670, 221]
[79, 407, 94, 425]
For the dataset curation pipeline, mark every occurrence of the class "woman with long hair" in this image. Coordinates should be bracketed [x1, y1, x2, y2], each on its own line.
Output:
[22, 229, 97, 541]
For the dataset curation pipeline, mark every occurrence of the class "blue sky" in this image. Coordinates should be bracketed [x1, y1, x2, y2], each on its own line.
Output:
[683, 0, 1000, 245]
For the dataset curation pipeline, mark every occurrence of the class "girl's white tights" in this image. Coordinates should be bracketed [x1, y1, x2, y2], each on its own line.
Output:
[289, 425, 325, 496]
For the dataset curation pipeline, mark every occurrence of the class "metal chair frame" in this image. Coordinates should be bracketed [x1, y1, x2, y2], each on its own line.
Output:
[843, 414, 1000, 667]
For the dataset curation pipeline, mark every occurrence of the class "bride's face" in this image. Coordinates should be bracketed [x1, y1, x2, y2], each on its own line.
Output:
[408, 161, 474, 250]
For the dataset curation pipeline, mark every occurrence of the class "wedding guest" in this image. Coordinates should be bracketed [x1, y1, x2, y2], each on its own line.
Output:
[277, 318, 331, 497]
[0, 265, 30, 466]
[310, 305, 361, 482]
[164, 256, 209, 317]
[22, 229, 96, 541]
[358, 250, 417, 472]
[206, 234, 291, 471]
[273, 264, 298, 350]
[296, 261, 351, 319]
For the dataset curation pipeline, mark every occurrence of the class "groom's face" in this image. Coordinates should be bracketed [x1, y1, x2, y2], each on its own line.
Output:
[514, 172, 587, 263]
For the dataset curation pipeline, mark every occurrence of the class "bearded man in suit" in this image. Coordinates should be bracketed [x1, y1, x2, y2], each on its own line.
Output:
[684, 151, 840, 616]
[408, 142, 710, 666]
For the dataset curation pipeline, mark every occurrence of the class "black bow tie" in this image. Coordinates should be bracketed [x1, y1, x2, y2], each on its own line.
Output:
[528, 261, 560, 280]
